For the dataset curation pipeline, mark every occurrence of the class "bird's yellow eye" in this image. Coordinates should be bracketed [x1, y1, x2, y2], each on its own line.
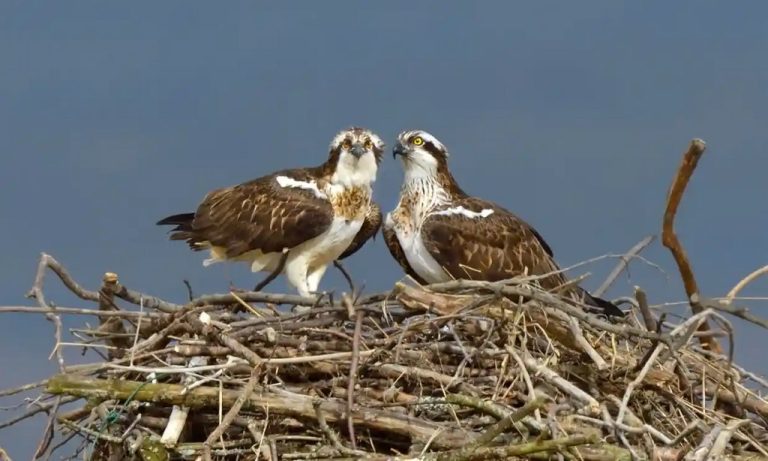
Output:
[412, 137, 424, 146]
[341, 140, 352, 150]
[364, 140, 373, 150]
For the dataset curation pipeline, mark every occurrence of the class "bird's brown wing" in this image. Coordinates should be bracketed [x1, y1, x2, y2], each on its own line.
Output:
[420, 197, 566, 290]
[338, 202, 382, 260]
[163, 168, 334, 258]
[382, 221, 427, 284]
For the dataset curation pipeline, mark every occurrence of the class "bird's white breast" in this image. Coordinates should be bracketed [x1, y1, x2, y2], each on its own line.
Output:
[299, 216, 364, 269]
[386, 212, 451, 284]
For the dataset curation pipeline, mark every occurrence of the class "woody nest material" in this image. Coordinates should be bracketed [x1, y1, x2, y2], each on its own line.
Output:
[2, 251, 768, 461]
[2, 140, 768, 460]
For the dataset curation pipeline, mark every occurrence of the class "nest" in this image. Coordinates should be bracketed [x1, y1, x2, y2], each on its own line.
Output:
[3, 253, 768, 461]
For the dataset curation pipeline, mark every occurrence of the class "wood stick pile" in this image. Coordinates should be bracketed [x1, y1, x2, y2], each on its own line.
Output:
[3, 253, 768, 461]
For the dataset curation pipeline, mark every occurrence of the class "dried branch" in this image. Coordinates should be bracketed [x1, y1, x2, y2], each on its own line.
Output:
[202, 369, 260, 460]
[594, 235, 655, 297]
[634, 286, 657, 331]
[661, 138, 722, 353]
[346, 308, 365, 449]
[46, 374, 472, 449]
[5, 244, 767, 460]
[726, 265, 768, 305]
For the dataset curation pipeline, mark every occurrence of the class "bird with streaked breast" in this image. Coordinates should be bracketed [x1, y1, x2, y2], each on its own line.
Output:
[383, 129, 624, 317]
[157, 127, 384, 298]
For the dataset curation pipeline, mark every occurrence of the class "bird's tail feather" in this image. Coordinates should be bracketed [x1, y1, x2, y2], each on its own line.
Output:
[156, 212, 195, 228]
[580, 288, 625, 317]
[156, 213, 203, 247]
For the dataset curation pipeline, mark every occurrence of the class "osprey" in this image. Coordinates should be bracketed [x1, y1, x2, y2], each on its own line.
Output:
[383, 129, 623, 317]
[157, 127, 384, 297]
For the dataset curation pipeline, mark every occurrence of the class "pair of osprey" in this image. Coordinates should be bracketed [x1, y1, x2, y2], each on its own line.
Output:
[158, 127, 622, 317]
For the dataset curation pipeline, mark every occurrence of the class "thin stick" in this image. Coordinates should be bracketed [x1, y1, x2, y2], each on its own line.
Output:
[32, 395, 61, 459]
[0, 306, 165, 319]
[0, 379, 49, 397]
[634, 286, 657, 331]
[0, 396, 79, 430]
[314, 401, 366, 456]
[694, 294, 768, 330]
[520, 352, 600, 414]
[660, 138, 722, 354]
[566, 317, 607, 370]
[346, 309, 364, 449]
[467, 397, 546, 447]
[105, 350, 377, 374]
[202, 369, 260, 460]
[27, 253, 99, 302]
[594, 235, 655, 297]
[725, 265, 768, 305]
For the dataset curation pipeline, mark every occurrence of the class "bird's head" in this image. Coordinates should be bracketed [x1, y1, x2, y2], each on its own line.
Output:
[328, 127, 384, 187]
[393, 130, 450, 181]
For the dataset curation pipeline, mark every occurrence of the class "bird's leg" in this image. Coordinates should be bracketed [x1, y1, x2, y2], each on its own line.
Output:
[253, 250, 290, 292]
[333, 260, 356, 296]
[291, 266, 327, 314]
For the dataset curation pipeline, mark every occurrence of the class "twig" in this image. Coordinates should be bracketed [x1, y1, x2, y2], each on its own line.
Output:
[708, 419, 752, 459]
[0, 306, 165, 319]
[27, 253, 99, 302]
[566, 317, 607, 370]
[314, 400, 366, 456]
[725, 265, 768, 305]
[520, 352, 600, 414]
[46, 374, 472, 449]
[0, 396, 78, 430]
[426, 434, 596, 461]
[694, 294, 768, 330]
[26, 254, 67, 373]
[594, 235, 655, 297]
[661, 138, 722, 354]
[346, 308, 364, 449]
[0, 379, 48, 397]
[104, 350, 377, 374]
[44, 312, 66, 373]
[32, 395, 61, 459]
[634, 286, 657, 331]
[202, 369, 260, 460]
[616, 343, 664, 427]
[468, 397, 546, 447]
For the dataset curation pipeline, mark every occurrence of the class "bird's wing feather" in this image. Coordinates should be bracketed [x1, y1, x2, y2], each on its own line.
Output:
[420, 197, 565, 289]
[382, 220, 427, 284]
[187, 169, 334, 258]
[338, 202, 382, 260]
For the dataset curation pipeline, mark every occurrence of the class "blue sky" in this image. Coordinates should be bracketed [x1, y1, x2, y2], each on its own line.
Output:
[1, 1, 767, 457]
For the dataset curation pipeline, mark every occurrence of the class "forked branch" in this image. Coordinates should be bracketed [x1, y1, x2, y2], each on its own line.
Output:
[661, 139, 722, 354]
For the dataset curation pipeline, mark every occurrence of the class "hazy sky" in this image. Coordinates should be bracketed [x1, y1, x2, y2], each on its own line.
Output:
[1, 1, 767, 457]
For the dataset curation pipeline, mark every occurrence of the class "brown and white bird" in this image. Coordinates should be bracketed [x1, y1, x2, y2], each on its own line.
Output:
[383, 129, 623, 316]
[157, 127, 384, 297]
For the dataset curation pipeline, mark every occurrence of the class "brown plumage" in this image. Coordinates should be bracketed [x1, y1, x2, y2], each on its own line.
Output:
[159, 168, 333, 258]
[338, 202, 382, 260]
[384, 129, 623, 317]
[157, 127, 384, 297]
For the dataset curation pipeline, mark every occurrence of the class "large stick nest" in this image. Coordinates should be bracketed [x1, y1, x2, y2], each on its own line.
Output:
[3, 253, 768, 461]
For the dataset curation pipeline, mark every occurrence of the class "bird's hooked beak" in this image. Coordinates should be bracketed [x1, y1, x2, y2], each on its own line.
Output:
[350, 143, 365, 158]
[392, 142, 408, 159]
